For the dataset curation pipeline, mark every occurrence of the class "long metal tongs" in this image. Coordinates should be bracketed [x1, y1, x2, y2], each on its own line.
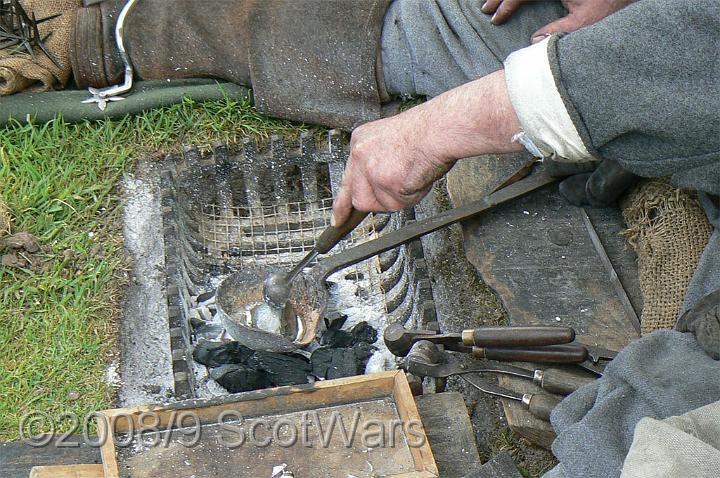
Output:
[82, 0, 139, 110]
[311, 159, 556, 280]
[264, 159, 554, 307]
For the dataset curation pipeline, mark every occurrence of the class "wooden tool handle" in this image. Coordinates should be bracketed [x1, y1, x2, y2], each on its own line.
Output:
[463, 326, 576, 347]
[540, 368, 596, 395]
[527, 393, 561, 422]
[473, 344, 588, 363]
[315, 209, 369, 254]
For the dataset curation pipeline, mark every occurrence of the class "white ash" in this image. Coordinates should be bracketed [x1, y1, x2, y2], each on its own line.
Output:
[105, 361, 121, 390]
[325, 265, 397, 374]
[119, 166, 176, 406]
[192, 358, 229, 399]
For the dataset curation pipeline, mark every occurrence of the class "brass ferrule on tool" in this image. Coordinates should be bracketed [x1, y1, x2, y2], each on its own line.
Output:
[462, 329, 474, 346]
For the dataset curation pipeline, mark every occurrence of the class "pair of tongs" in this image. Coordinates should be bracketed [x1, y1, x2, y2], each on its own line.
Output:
[405, 341, 571, 421]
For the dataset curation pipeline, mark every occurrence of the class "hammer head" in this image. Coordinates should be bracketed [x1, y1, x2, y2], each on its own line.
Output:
[383, 323, 438, 357]
[404, 340, 444, 369]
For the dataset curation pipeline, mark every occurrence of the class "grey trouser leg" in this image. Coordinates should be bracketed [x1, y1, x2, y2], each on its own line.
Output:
[682, 195, 720, 313]
[381, 0, 566, 97]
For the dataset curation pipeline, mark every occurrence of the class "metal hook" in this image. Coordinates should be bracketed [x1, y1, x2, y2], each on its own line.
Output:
[82, 0, 139, 110]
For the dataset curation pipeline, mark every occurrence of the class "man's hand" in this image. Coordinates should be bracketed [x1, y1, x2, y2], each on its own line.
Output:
[332, 71, 523, 227]
[331, 109, 452, 226]
[481, 0, 637, 43]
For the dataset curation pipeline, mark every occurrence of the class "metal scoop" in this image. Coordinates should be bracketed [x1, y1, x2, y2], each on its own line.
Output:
[263, 208, 369, 308]
[217, 162, 557, 350]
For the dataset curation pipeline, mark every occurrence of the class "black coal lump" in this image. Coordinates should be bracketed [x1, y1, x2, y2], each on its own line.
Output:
[320, 320, 378, 348]
[193, 340, 254, 367]
[246, 351, 311, 386]
[210, 364, 272, 393]
[319, 316, 353, 348]
[350, 321, 378, 345]
[319, 328, 354, 348]
[189, 315, 206, 331]
[310, 343, 374, 380]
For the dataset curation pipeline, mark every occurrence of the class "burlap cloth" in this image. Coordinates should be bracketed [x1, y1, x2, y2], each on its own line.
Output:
[0, 0, 79, 95]
[622, 179, 713, 335]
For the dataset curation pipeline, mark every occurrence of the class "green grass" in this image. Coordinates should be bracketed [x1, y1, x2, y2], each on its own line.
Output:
[0, 93, 311, 441]
[481, 428, 558, 477]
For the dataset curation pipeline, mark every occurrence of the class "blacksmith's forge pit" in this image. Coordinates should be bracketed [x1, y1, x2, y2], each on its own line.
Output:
[119, 131, 519, 463]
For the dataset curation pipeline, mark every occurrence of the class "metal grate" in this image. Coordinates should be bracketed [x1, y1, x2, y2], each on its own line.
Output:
[200, 200, 384, 268]
[161, 132, 438, 399]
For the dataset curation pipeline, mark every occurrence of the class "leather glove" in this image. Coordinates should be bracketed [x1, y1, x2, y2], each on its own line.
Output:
[547, 158, 640, 207]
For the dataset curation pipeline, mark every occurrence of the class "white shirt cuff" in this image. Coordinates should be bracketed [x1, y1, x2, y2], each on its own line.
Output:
[504, 37, 594, 162]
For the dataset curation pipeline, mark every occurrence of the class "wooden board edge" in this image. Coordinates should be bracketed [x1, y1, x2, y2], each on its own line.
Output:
[29, 464, 104, 478]
[500, 401, 555, 451]
[392, 373, 439, 477]
[100, 371, 400, 422]
[389, 472, 440, 478]
[98, 371, 411, 478]
[97, 410, 120, 478]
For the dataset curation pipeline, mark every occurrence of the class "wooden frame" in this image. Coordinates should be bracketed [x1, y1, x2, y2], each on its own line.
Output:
[97, 371, 438, 478]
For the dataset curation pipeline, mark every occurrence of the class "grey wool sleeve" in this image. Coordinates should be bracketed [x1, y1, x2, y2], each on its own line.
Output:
[550, 0, 720, 194]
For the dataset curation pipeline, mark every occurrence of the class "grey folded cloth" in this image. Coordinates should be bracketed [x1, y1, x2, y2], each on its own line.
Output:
[676, 194, 720, 358]
[543, 331, 720, 478]
[620, 399, 720, 478]
[677, 288, 720, 360]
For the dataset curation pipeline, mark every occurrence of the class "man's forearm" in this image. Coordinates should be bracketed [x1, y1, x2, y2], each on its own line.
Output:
[414, 70, 524, 167]
[331, 70, 523, 226]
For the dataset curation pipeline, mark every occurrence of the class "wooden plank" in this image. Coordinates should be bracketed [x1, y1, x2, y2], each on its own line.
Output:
[100, 371, 398, 430]
[497, 374, 556, 450]
[446, 154, 641, 447]
[2, 388, 472, 478]
[118, 400, 418, 477]
[393, 373, 440, 476]
[98, 371, 438, 478]
[29, 464, 104, 478]
[0, 436, 102, 478]
[415, 392, 482, 478]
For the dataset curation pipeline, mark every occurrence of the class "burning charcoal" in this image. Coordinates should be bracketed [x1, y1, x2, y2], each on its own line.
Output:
[193, 340, 253, 367]
[349, 322, 378, 345]
[320, 316, 352, 348]
[319, 318, 378, 348]
[310, 343, 374, 380]
[322, 315, 348, 333]
[246, 351, 311, 386]
[210, 364, 272, 393]
[319, 327, 354, 348]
